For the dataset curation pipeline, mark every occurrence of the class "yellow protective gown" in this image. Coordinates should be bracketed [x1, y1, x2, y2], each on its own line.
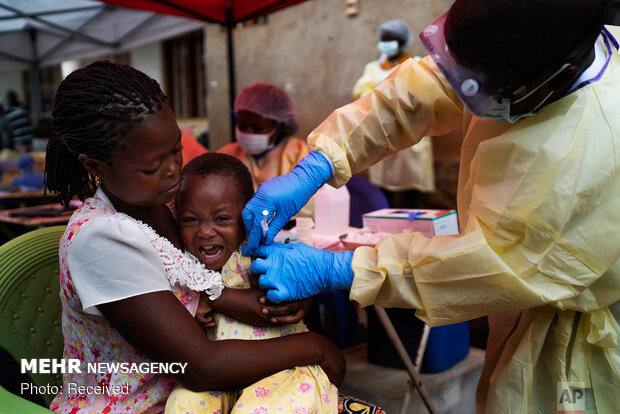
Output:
[352, 54, 435, 194]
[218, 137, 314, 217]
[352, 53, 415, 99]
[308, 30, 620, 413]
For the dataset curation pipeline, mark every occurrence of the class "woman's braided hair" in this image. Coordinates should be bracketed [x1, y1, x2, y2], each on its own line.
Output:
[44, 61, 167, 205]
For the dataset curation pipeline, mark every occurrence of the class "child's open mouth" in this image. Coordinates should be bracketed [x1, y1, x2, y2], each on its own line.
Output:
[198, 245, 224, 265]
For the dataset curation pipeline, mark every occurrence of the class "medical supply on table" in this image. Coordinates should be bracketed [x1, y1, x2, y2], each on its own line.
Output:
[314, 183, 350, 236]
[339, 230, 392, 250]
[273, 230, 300, 244]
[362, 208, 459, 236]
[296, 217, 314, 245]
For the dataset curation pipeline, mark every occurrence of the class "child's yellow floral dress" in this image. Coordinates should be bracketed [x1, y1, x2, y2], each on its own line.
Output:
[166, 250, 339, 414]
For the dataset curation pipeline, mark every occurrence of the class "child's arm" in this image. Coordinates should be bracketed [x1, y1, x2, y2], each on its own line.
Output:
[249, 273, 261, 290]
[251, 268, 314, 325]
[205, 287, 314, 327]
[205, 288, 274, 327]
[259, 295, 314, 325]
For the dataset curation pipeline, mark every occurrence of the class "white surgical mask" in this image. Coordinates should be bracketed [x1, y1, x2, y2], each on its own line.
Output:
[377, 40, 399, 57]
[235, 127, 275, 155]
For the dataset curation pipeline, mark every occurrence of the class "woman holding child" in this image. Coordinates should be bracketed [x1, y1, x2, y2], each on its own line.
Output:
[44, 61, 343, 413]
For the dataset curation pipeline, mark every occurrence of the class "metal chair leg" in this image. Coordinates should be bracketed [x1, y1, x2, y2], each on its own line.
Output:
[373, 305, 437, 414]
[400, 386, 413, 414]
[415, 324, 431, 371]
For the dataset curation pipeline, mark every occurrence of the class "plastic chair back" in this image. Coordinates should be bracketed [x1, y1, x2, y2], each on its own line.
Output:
[0, 385, 53, 413]
[0, 226, 65, 407]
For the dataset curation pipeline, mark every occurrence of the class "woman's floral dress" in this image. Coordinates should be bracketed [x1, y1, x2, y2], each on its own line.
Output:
[50, 188, 222, 413]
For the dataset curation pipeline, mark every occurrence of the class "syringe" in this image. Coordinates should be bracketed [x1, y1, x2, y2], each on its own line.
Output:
[261, 210, 269, 237]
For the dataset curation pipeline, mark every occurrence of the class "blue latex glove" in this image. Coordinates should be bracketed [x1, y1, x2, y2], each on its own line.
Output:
[250, 242, 354, 303]
[242, 151, 334, 255]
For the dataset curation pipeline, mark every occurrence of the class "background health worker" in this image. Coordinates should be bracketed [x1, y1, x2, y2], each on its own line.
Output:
[219, 82, 314, 217]
[352, 19, 434, 208]
[242, 0, 620, 412]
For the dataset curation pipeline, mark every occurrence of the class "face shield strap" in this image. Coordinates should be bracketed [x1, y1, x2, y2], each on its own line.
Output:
[473, 62, 570, 123]
[513, 63, 569, 104]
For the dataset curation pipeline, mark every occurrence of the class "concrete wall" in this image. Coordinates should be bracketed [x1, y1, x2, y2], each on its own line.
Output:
[130, 42, 164, 87]
[206, 0, 454, 151]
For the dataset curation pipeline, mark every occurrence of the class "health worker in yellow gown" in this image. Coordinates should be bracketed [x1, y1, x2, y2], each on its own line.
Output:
[241, 0, 620, 413]
[352, 19, 434, 207]
[219, 83, 313, 217]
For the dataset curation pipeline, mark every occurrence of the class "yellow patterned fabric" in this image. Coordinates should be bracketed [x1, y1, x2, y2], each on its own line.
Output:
[166, 367, 336, 414]
[308, 29, 620, 414]
[208, 250, 307, 341]
[165, 250, 338, 413]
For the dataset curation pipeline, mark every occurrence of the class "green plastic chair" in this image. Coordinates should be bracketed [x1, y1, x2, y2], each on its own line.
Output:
[0, 385, 53, 413]
[0, 225, 66, 412]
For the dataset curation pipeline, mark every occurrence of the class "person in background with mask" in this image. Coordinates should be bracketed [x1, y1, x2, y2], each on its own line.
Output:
[352, 19, 420, 98]
[3, 90, 33, 151]
[242, 0, 620, 412]
[352, 19, 434, 208]
[219, 83, 313, 217]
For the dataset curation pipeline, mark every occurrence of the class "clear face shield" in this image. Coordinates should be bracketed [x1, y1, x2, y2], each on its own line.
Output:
[419, 13, 570, 123]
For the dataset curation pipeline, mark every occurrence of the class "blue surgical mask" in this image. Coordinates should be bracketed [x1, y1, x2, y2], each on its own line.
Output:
[377, 40, 399, 57]
[479, 98, 532, 124]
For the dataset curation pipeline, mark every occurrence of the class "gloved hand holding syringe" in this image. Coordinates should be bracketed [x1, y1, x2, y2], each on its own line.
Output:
[241, 151, 334, 255]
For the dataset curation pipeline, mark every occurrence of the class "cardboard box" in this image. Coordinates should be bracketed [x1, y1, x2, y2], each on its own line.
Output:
[362, 208, 459, 237]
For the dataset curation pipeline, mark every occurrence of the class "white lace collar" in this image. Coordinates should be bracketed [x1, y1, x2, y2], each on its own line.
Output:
[94, 188, 224, 300]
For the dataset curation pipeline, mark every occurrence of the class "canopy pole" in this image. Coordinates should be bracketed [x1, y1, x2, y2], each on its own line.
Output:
[29, 65, 41, 125]
[225, 6, 236, 140]
[28, 29, 41, 126]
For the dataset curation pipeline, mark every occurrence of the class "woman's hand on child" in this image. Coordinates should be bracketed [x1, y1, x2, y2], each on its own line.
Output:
[259, 296, 314, 325]
[197, 288, 314, 327]
[196, 292, 216, 329]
